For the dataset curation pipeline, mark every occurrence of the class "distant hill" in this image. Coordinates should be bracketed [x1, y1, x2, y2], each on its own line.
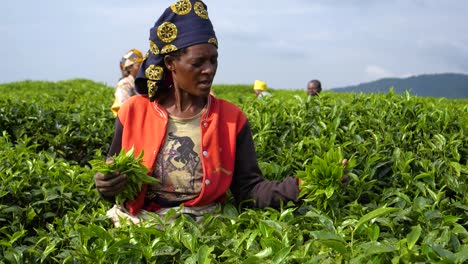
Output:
[331, 73, 468, 98]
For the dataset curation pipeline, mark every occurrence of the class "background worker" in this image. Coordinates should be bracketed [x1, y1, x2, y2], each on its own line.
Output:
[253, 80, 272, 98]
[307, 79, 322, 96]
[111, 49, 143, 116]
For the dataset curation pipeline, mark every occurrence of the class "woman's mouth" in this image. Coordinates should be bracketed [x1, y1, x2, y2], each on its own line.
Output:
[199, 80, 211, 89]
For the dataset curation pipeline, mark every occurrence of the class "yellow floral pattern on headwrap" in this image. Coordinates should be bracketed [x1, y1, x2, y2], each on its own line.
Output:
[143, 51, 149, 61]
[145, 65, 164, 80]
[157, 22, 178, 43]
[208, 37, 218, 47]
[161, 44, 178, 54]
[170, 0, 192, 15]
[150, 40, 160, 55]
[194, 2, 209, 19]
[147, 80, 158, 98]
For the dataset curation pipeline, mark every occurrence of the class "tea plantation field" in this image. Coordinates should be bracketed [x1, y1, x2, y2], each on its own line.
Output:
[0, 79, 467, 263]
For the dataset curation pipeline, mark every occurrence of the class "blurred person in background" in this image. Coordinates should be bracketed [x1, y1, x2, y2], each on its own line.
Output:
[307, 79, 322, 96]
[111, 49, 144, 116]
[253, 80, 272, 99]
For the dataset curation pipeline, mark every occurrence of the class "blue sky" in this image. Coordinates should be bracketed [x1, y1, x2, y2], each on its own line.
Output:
[2, 0, 468, 90]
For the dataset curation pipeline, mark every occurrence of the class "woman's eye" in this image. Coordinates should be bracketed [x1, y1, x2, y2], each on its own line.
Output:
[192, 61, 203, 67]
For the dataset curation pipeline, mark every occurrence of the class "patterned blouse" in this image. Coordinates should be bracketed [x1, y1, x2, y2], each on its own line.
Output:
[111, 75, 137, 116]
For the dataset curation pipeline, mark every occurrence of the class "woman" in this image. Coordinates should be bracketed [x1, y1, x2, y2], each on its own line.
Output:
[111, 49, 143, 116]
[95, 0, 300, 223]
[253, 80, 272, 98]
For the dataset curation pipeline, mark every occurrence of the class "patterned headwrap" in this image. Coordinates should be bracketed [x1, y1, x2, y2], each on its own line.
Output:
[119, 58, 125, 72]
[135, 0, 218, 101]
[120, 49, 143, 70]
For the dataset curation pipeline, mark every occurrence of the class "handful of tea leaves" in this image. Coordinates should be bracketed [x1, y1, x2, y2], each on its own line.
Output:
[297, 148, 355, 204]
[90, 147, 158, 205]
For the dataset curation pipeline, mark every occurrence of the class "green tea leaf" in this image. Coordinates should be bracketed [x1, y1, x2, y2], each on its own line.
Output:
[407, 224, 422, 250]
[197, 245, 214, 264]
[317, 239, 348, 254]
[254, 247, 272, 258]
[355, 207, 400, 232]
[272, 246, 292, 264]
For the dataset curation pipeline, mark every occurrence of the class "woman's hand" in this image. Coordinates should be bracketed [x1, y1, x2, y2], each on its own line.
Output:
[95, 171, 128, 197]
[340, 159, 350, 186]
[94, 159, 128, 198]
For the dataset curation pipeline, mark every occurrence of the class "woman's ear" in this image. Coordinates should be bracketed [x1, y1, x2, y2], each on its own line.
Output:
[164, 55, 175, 71]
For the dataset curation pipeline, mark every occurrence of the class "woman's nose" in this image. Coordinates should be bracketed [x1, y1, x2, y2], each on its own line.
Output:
[202, 62, 217, 75]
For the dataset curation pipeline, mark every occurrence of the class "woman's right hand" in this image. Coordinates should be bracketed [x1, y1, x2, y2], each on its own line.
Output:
[94, 159, 128, 198]
[95, 171, 128, 198]
[340, 159, 350, 186]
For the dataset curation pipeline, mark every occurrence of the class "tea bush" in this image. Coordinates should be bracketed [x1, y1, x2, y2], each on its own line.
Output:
[0, 80, 467, 263]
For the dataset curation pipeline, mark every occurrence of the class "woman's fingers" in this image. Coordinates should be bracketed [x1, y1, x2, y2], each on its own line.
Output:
[341, 159, 348, 167]
[341, 158, 350, 186]
[95, 172, 128, 196]
[97, 178, 128, 196]
[96, 173, 127, 187]
[96, 171, 124, 182]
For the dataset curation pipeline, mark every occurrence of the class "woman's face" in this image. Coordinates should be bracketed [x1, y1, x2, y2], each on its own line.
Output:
[128, 63, 141, 78]
[307, 82, 319, 96]
[167, 43, 218, 97]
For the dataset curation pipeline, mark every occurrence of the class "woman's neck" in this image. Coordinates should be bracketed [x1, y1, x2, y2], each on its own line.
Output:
[159, 86, 207, 118]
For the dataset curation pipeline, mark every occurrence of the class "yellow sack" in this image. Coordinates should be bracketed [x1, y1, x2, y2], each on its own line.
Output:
[111, 97, 120, 117]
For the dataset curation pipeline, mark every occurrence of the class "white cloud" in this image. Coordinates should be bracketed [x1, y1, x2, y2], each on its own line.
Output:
[400, 73, 415, 78]
[365, 65, 394, 80]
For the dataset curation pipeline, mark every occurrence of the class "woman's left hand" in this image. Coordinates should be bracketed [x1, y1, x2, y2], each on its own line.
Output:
[340, 159, 350, 186]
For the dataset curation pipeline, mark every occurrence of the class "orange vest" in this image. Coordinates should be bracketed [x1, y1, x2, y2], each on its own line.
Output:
[117, 95, 247, 215]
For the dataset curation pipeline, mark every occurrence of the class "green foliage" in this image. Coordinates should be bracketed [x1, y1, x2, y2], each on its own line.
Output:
[0, 79, 115, 165]
[297, 148, 356, 216]
[1, 80, 467, 263]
